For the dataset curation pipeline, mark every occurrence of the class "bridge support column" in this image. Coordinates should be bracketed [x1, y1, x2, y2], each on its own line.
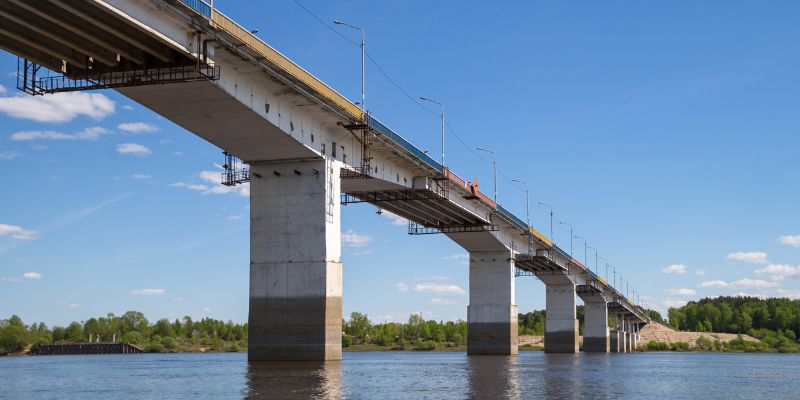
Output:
[580, 297, 610, 352]
[625, 319, 632, 352]
[620, 316, 628, 353]
[540, 277, 578, 353]
[609, 329, 620, 353]
[467, 250, 518, 355]
[630, 322, 639, 351]
[248, 159, 342, 361]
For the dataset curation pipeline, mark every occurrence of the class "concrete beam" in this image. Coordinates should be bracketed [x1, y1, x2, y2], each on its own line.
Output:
[540, 275, 579, 353]
[248, 159, 342, 361]
[467, 250, 518, 355]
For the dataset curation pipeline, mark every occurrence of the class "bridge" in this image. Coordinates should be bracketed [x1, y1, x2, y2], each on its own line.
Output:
[0, 0, 649, 360]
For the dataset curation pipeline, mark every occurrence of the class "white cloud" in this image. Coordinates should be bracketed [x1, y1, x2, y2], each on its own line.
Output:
[662, 299, 688, 308]
[413, 311, 438, 319]
[668, 288, 696, 296]
[698, 280, 729, 288]
[755, 264, 800, 281]
[394, 282, 409, 293]
[172, 168, 249, 197]
[0, 92, 115, 122]
[226, 215, 243, 221]
[730, 278, 777, 289]
[342, 230, 371, 247]
[428, 298, 459, 305]
[22, 272, 42, 280]
[661, 264, 687, 274]
[695, 269, 706, 276]
[64, 303, 80, 309]
[776, 289, 800, 299]
[0, 151, 19, 160]
[122, 105, 134, 111]
[11, 127, 108, 141]
[373, 315, 395, 323]
[118, 122, 158, 134]
[0, 223, 38, 240]
[0, 84, 6, 94]
[778, 235, 800, 248]
[381, 211, 407, 226]
[129, 288, 165, 296]
[116, 143, 152, 156]
[413, 283, 465, 295]
[132, 174, 152, 180]
[726, 251, 769, 264]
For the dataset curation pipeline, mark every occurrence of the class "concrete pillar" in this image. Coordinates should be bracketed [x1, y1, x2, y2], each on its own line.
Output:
[609, 329, 620, 353]
[630, 323, 638, 351]
[579, 295, 609, 353]
[540, 277, 578, 353]
[248, 159, 343, 361]
[625, 320, 632, 352]
[620, 316, 628, 353]
[467, 250, 518, 355]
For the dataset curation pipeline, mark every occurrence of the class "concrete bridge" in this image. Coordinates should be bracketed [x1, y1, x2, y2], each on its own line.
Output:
[0, 0, 649, 360]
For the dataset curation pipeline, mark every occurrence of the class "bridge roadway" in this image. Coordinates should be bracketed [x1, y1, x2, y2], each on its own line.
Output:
[0, 0, 649, 360]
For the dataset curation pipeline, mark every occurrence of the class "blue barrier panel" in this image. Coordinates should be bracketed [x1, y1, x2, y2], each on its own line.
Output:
[367, 115, 443, 172]
[180, 0, 211, 17]
[554, 245, 571, 260]
[497, 204, 528, 231]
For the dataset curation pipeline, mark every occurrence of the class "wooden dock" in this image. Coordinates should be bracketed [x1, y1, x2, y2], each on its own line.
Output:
[35, 342, 144, 355]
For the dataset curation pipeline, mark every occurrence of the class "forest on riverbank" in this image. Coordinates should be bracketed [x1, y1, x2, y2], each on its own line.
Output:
[0, 311, 246, 354]
[664, 296, 800, 352]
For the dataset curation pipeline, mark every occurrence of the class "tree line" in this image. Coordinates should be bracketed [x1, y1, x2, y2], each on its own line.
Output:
[667, 296, 800, 352]
[0, 311, 247, 354]
[343, 312, 467, 350]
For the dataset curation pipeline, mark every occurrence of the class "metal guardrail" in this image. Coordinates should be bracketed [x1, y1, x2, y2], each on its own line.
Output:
[179, 0, 211, 17]
[367, 115, 443, 173]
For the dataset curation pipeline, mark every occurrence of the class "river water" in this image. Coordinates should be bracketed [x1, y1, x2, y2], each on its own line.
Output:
[1, 351, 797, 399]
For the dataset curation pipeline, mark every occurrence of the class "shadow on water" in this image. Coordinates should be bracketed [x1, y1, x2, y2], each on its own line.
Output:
[467, 355, 521, 400]
[244, 361, 342, 400]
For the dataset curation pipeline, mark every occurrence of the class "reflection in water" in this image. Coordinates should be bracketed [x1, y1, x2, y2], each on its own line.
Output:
[467, 355, 521, 400]
[245, 361, 342, 400]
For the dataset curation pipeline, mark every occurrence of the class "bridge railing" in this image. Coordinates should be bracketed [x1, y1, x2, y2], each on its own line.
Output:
[179, 0, 211, 17]
[367, 114, 443, 173]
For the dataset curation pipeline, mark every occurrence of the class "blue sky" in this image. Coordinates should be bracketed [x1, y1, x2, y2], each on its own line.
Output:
[1, 0, 799, 327]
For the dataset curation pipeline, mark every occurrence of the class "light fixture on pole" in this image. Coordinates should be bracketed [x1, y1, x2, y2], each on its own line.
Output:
[597, 256, 608, 281]
[537, 202, 554, 243]
[511, 179, 529, 228]
[558, 220, 573, 258]
[420, 96, 445, 167]
[333, 20, 365, 119]
[475, 147, 497, 205]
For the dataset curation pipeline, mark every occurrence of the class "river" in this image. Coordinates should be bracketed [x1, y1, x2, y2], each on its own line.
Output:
[1, 351, 797, 399]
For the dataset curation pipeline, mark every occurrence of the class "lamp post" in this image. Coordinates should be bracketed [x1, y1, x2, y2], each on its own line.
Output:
[558, 220, 573, 258]
[511, 179, 529, 227]
[420, 97, 445, 167]
[537, 202, 554, 243]
[598, 256, 608, 281]
[587, 246, 597, 274]
[574, 235, 588, 267]
[333, 20, 365, 119]
[475, 147, 497, 205]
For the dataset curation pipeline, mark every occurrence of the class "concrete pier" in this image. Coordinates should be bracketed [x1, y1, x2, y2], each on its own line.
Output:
[619, 316, 628, 353]
[581, 297, 610, 352]
[609, 329, 620, 353]
[467, 251, 518, 355]
[540, 277, 579, 353]
[248, 160, 343, 361]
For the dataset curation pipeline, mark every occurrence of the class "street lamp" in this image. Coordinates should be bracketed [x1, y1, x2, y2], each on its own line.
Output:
[475, 147, 497, 205]
[574, 235, 588, 267]
[333, 20, 365, 119]
[597, 256, 608, 281]
[537, 202, 554, 243]
[558, 220, 573, 258]
[511, 179, 529, 227]
[420, 96, 445, 167]
[587, 245, 597, 274]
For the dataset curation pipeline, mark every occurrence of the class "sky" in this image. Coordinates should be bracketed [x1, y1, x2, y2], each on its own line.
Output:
[1, 0, 799, 327]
